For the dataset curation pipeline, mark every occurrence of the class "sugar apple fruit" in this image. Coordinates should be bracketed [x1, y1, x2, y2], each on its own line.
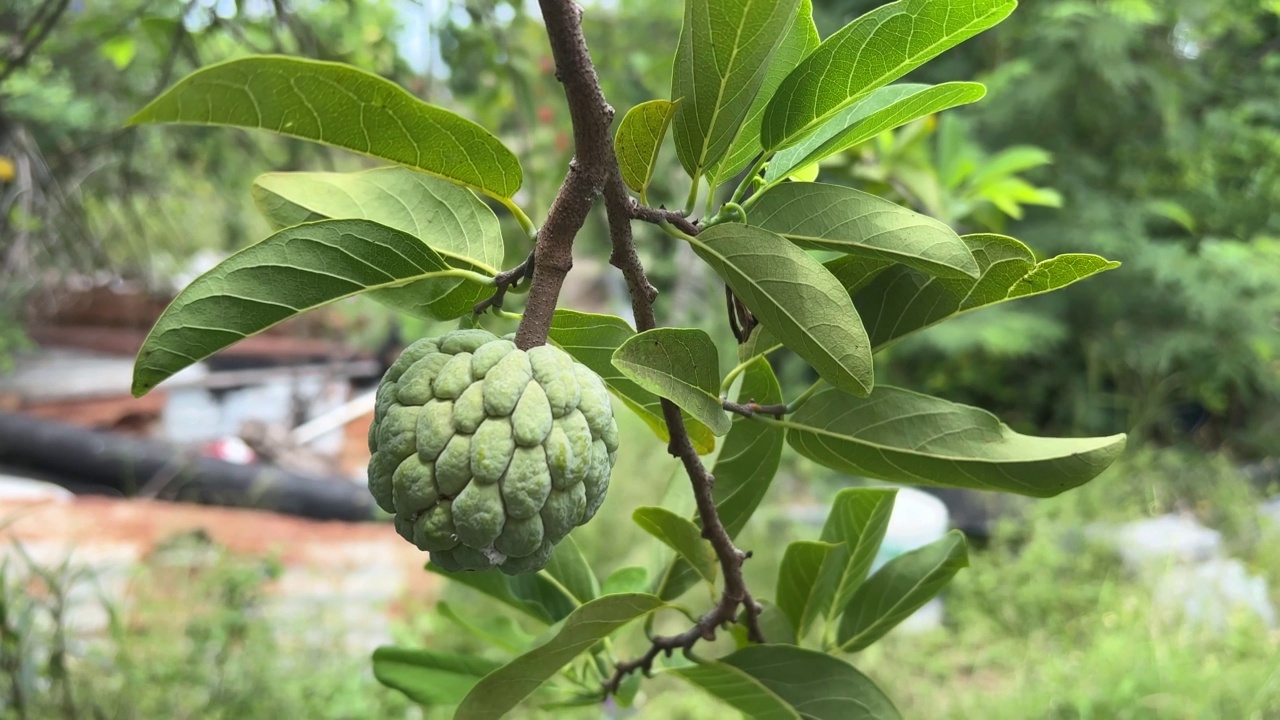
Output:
[367, 329, 618, 575]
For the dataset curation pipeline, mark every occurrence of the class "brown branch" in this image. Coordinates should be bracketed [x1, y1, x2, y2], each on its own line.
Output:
[721, 399, 787, 419]
[523, 0, 764, 694]
[628, 199, 700, 237]
[513, 0, 616, 350]
[472, 251, 535, 315]
[600, 128, 763, 702]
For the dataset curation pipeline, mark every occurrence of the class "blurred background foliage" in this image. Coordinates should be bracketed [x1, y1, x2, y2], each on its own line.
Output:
[2, 0, 1279, 716]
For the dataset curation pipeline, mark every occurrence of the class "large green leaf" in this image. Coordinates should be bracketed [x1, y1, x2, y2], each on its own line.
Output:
[776, 540, 844, 641]
[751, 182, 979, 279]
[705, 0, 820, 187]
[615, 99, 679, 196]
[130, 56, 522, 199]
[675, 644, 901, 719]
[764, 82, 986, 184]
[548, 310, 716, 454]
[820, 488, 897, 624]
[542, 536, 599, 606]
[785, 386, 1127, 497]
[612, 328, 732, 436]
[372, 647, 502, 707]
[691, 223, 873, 396]
[601, 566, 650, 596]
[761, 0, 1017, 151]
[633, 507, 718, 585]
[252, 167, 502, 319]
[837, 530, 968, 652]
[842, 234, 1121, 352]
[454, 594, 664, 719]
[426, 561, 554, 624]
[656, 357, 784, 600]
[131, 219, 489, 396]
[671, 0, 803, 177]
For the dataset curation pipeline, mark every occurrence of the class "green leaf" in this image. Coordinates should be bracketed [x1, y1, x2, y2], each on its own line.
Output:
[612, 328, 732, 436]
[656, 356, 783, 600]
[130, 56, 522, 200]
[846, 234, 1121, 351]
[820, 488, 898, 623]
[671, 0, 803, 177]
[426, 561, 553, 624]
[761, 0, 1016, 151]
[437, 601, 534, 654]
[633, 506, 718, 585]
[765, 82, 986, 183]
[131, 219, 489, 396]
[251, 167, 502, 320]
[776, 541, 845, 640]
[706, 0, 821, 186]
[455, 593, 664, 719]
[602, 566, 650, 596]
[675, 644, 901, 720]
[837, 530, 969, 652]
[549, 310, 716, 454]
[615, 99, 679, 196]
[372, 647, 502, 707]
[543, 536, 599, 605]
[508, 573, 578, 623]
[751, 182, 980, 279]
[691, 223, 873, 396]
[785, 386, 1127, 497]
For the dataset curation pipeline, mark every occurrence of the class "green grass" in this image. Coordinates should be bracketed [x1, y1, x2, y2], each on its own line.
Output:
[3, 420, 1277, 718]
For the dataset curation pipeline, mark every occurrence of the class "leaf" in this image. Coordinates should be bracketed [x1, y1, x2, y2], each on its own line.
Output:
[602, 566, 650, 596]
[765, 82, 986, 184]
[426, 561, 553, 624]
[454, 594, 664, 719]
[706, 0, 821, 186]
[656, 357, 784, 600]
[776, 541, 845, 640]
[131, 219, 488, 396]
[845, 234, 1121, 352]
[820, 489, 898, 623]
[508, 573, 578, 623]
[761, 0, 1017, 151]
[612, 328, 732, 436]
[691, 223, 873, 396]
[437, 601, 534, 654]
[252, 167, 502, 320]
[675, 644, 901, 720]
[671, 0, 803, 177]
[785, 386, 1127, 497]
[836, 530, 969, 652]
[130, 56, 522, 199]
[549, 310, 717, 454]
[615, 100, 679, 195]
[731, 599, 798, 648]
[633, 507, 718, 585]
[751, 182, 979, 279]
[372, 647, 502, 707]
[542, 536, 599, 605]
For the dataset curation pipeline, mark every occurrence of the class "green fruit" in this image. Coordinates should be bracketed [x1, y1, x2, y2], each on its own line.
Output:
[367, 328, 617, 574]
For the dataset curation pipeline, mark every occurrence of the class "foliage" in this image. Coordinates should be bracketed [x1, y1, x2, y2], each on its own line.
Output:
[0, 532, 410, 719]
[122, 0, 1130, 716]
[851, 0, 1280, 452]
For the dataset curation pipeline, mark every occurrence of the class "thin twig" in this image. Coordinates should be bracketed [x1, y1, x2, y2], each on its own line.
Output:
[628, 199, 700, 237]
[472, 251, 535, 314]
[721, 399, 788, 419]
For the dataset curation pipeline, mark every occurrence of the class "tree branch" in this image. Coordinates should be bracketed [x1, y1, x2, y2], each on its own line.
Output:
[525, 0, 764, 694]
[513, 0, 617, 350]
